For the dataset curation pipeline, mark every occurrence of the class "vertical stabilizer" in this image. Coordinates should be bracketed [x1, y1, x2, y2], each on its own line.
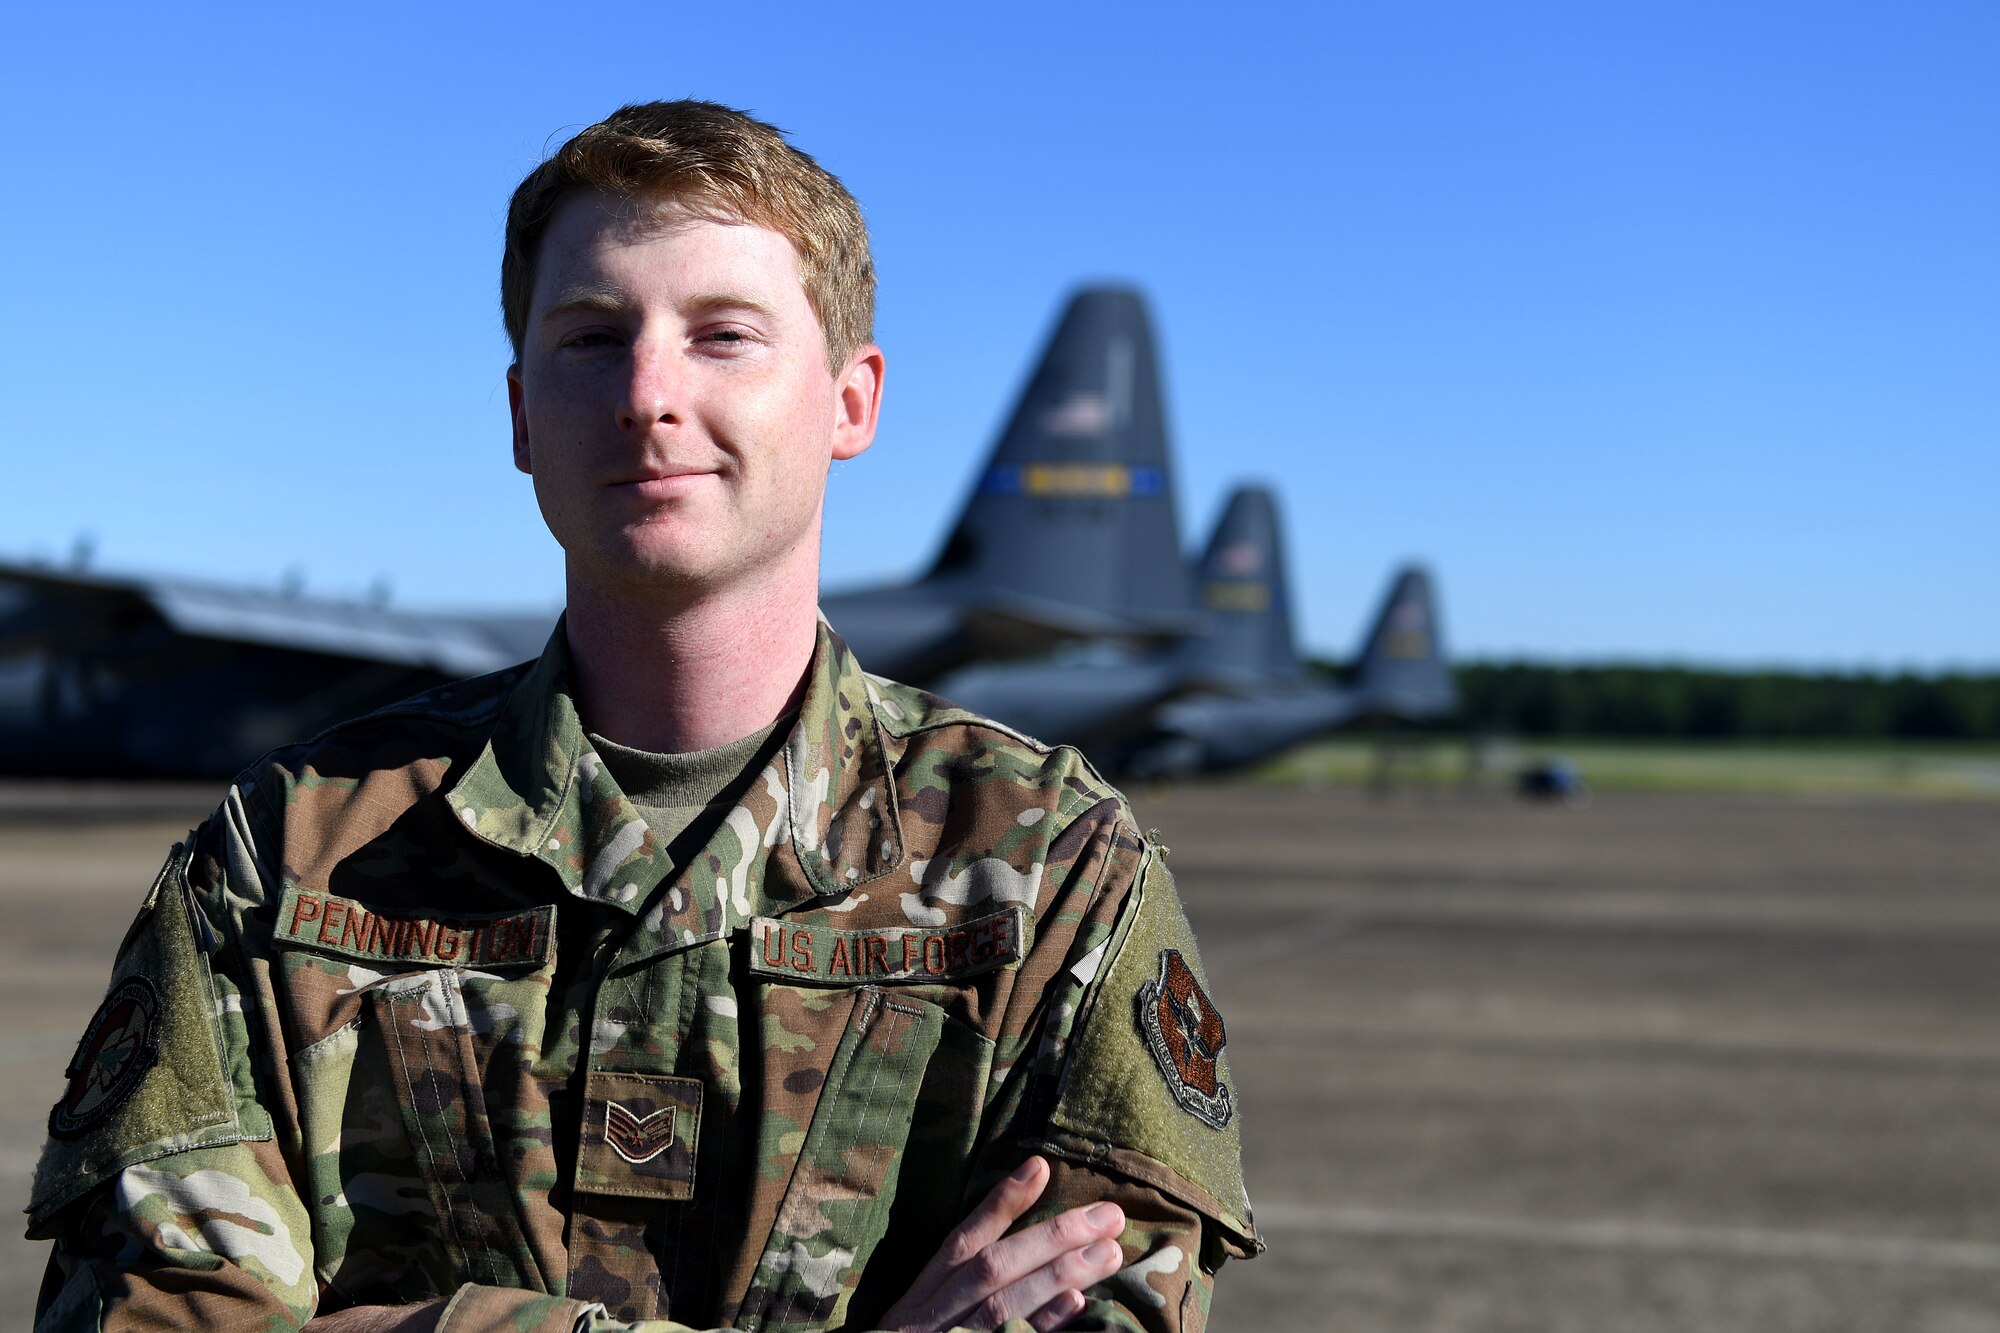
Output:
[1183, 486, 1300, 682]
[1351, 566, 1458, 718]
[928, 286, 1190, 630]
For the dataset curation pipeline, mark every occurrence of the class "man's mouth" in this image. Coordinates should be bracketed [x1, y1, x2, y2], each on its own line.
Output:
[614, 469, 716, 499]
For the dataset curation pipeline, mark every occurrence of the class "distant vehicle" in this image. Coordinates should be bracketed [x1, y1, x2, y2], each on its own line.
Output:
[1517, 759, 1588, 803]
[822, 286, 1198, 679]
[930, 485, 1458, 776]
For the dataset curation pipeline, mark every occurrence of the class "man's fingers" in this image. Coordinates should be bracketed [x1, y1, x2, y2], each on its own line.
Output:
[1026, 1288, 1087, 1333]
[880, 1159, 1129, 1332]
[950, 1157, 1053, 1264]
[961, 1236, 1125, 1330]
[891, 1156, 1052, 1316]
[932, 1203, 1125, 1327]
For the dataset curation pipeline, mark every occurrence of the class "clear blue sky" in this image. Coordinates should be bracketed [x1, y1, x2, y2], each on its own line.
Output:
[3, 2, 1993, 670]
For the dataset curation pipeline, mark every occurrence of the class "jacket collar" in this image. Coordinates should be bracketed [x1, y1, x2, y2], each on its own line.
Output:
[445, 617, 905, 922]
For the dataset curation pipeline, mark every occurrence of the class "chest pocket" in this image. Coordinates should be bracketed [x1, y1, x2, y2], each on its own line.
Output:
[367, 970, 552, 1293]
[735, 986, 954, 1333]
[276, 882, 561, 1305]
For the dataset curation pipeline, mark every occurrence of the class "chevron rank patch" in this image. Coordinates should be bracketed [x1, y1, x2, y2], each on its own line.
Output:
[50, 977, 161, 1139]
[577, 1071, 701, 1201]
[607, 1100, 677, 1164]
[1138, 948, 1233, 1128]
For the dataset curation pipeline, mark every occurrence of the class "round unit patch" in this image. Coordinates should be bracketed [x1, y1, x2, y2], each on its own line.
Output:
[1137, 948, 1233, 1128]
[50, 976, 160, 1139]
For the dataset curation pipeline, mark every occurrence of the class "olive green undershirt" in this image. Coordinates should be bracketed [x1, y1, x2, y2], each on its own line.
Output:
[587, 715, 792, 871]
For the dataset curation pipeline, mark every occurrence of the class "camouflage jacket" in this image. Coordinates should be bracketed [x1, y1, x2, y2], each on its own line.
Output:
[28, 622, 1260, 1331]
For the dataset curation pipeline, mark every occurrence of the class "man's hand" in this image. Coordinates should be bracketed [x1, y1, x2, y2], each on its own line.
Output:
[297, 1157, 1120, 1333]
[880, 1155, 1126, 1332]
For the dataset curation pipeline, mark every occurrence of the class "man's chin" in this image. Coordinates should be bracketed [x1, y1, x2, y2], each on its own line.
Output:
[569, 542, 729, 600]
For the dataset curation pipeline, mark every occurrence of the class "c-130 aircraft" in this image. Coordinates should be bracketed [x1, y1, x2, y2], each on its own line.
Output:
[930, 485, 1455, 779]
[0, 287, 1453, 779]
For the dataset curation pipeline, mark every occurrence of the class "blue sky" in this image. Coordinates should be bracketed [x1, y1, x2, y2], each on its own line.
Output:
[3, 2, 1994, 670]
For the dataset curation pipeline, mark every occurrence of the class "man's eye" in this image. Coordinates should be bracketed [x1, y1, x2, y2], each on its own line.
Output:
[559, 331, 620, 350]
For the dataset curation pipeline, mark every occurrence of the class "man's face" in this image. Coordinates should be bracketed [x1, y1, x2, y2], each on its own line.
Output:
[509, 193, 881, 600]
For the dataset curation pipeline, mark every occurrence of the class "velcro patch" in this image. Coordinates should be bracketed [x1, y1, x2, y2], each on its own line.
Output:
[30, 840, 256, 1232]
[50, 977, 160, 1138]
[748, 907, 1027, 986]
[277, 886, 552, 969]
[1040, 850, 1258, 1253]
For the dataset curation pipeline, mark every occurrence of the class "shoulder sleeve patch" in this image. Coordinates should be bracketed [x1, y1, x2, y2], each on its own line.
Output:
[1040, 851, 1260, 1252]
[27, 842, 255, 1230]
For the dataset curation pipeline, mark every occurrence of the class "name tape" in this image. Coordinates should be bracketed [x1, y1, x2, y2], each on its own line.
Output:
[749, 907, 1028, 986]
[277, 886, 553, 970]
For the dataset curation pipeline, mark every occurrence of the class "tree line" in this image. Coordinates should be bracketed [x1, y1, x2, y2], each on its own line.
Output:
[1315, 660, 2000, 740]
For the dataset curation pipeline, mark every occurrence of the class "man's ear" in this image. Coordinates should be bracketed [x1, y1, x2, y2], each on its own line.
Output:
[830, 344, 885, 462]
[508, 367, 533, 474]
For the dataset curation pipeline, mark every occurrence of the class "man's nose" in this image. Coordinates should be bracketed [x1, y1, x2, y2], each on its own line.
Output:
[618, 345, 682, 431]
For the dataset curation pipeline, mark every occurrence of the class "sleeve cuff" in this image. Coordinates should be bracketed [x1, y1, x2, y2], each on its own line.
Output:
[437, 1284, 608, 1333]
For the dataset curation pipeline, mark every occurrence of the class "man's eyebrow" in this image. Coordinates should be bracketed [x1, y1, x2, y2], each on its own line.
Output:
[536, 288, 785, 325]
[680, 292, 783, 324]
[537, 286, 629, 323]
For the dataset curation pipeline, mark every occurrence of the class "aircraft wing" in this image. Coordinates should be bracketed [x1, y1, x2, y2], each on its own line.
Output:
[1127, 686, 1365, 777]
[0, 559, 554, 778]
[959, 592, 1198, 654]
[821, 581, 1198, 686]
[928, 655, 1187, 752]
[0, 560, 550, 675]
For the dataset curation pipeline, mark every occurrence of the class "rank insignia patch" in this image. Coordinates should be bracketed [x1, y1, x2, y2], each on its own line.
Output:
[50, 976, 160, 1138]
[605, 1101, 677, 1165]
[577, 1071, 701, 1201]
[1138, 948, 1233, 1128]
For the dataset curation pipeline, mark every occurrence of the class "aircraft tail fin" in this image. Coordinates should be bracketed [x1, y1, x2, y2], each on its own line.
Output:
[1351, 565, 1458, 719]
[1184, 485, 1300, 682]
[927, 286, 1190, 632]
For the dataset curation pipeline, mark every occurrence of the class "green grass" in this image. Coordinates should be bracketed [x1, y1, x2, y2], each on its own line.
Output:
[1249, 737, 2000, 800]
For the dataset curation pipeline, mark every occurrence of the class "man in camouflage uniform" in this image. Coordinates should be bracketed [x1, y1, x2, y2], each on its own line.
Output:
[28, 101, 1260, 1332]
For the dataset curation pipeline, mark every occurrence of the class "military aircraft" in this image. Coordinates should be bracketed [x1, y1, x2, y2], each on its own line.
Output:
[821, 285, 1198, 679]
[0, 284, 1454, 781]
[926, 485, 1457, 775]
[1124, 563, 1457, 777]
[0, 564, 553, 778]
[0, 285, 1203, 779]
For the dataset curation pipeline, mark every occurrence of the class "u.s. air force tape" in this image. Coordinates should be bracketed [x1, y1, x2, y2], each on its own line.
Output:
[276, 886, 553, 969]
[748, 906, 1027, 985]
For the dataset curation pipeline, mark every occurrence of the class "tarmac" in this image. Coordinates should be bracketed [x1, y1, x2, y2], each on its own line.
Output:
[3, 781, 1997, 1330]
